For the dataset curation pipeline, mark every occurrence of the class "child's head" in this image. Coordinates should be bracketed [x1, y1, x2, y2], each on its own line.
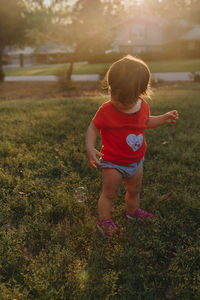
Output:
[106, 55, 151, 106]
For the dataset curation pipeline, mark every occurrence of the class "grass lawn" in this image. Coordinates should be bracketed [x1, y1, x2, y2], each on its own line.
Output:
[147, 58, 200, 73]
[4, 63, 108, 76]
[4, 58, 200, 76]
[0, 84, 199, 299]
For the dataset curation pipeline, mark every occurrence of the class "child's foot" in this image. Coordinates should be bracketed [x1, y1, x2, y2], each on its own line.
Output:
[97, 219, 119, 237]
[126, 208, 155, 220]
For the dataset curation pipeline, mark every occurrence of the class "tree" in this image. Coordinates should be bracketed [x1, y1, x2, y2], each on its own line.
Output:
[186, 0, 200, 24]
[22, 0, 56, 46]
[49, 0, 119, 80]
[0, 0, 56, 81]
[140, 0, 200, 23]
[0, 0, 27, 81]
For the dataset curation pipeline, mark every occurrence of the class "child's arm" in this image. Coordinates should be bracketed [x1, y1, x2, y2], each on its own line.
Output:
[86, 121, 103, 169]
[146, 110, 178, 129]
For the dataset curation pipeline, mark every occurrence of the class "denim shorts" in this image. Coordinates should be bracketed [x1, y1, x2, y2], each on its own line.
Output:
[99, 158, 144, 179]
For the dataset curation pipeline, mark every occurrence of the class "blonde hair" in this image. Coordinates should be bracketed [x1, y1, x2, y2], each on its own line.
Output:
[106, 55, 151, 105]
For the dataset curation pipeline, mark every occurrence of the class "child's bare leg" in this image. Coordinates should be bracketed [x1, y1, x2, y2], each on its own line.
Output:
[124, 165, 143, 214]
[98, 168, 123, 221]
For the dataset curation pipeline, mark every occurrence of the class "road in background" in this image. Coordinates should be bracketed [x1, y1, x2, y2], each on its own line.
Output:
[5, 72, 194, 82]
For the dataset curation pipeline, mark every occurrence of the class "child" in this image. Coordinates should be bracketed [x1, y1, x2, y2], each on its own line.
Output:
[86, 55, 178, 237]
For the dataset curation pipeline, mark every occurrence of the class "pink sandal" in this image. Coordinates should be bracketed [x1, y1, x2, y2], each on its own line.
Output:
[126, 208, 155, 220]
[97, 219, 119, 237]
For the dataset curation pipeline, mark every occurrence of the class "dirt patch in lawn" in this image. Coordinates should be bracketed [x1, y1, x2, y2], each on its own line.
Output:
[0, 81, 103, 100]
[0, 80, 188, 100]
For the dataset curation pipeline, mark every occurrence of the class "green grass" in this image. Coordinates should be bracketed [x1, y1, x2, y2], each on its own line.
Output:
[4, 63, 109, 76]
[4, 58, 200, 76]
[0, 84, 199, 299]
[148, 58, 200, 73]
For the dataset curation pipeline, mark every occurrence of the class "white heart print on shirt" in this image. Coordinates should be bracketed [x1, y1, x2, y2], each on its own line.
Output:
[126, 134, 143, 152]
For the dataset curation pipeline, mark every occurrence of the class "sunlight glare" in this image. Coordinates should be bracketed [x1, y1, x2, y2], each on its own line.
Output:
[43, 0, 76, 6]
[125, 0, 143, 5]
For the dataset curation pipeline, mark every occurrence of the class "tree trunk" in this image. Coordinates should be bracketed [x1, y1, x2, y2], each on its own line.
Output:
[0, 47, 5, 82]
[66, 61, 74, 81]
[19, 53, 24, 68]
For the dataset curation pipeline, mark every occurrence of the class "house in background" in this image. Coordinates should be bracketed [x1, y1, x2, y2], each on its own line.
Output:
[111, 15, 165, 54]
[35, 42, 76, 64]
[3, 42, 75, 67]
[108, 15, 200, 60]
[178, 25, 200, 51]
[3, 46, 35, 67]
[3, 17, 200, 67]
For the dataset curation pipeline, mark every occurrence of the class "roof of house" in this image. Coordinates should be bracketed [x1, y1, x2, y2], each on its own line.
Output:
[35, 42, 75, 54]
[179, 26, 200, 41]
[4, 46, 35, 55]
[114, 18, 164, 46]
[111, 14, 165, 29]
[115, 30, 164, 46]
[111, 14, 171, 47]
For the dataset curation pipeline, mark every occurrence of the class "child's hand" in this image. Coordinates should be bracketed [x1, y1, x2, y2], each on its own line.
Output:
[87, 148, 104, 169]
[164, 110, 179, 124]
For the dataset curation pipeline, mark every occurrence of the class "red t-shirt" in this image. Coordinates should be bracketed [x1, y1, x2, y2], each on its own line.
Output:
[92, 98, 150, 165]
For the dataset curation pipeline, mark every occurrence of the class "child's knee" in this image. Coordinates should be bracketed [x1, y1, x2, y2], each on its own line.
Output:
[102, 187, 118, 201]
[126, 183, 141, 196]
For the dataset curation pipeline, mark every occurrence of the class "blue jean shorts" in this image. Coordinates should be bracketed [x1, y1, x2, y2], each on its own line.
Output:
[99, 158, 144, 179]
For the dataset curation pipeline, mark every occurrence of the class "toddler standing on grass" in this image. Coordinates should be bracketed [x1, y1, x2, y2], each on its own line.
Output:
[86, 55, 178, 237]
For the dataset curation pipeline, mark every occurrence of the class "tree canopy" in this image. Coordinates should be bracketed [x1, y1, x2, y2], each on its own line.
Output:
[49, 0, 119, 57]
[0, 0, 28, 80]
[0, 0, 27, 48]
[123, 0, 200, 23]
[46, 0, 120, 78]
